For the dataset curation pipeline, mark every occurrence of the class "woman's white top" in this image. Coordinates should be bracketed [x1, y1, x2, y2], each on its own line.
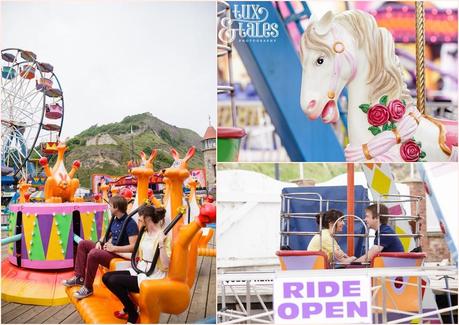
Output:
[128, 230, 172, 286]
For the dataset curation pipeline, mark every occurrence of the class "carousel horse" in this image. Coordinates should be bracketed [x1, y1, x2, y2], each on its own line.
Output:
[300, 10, 458, 162]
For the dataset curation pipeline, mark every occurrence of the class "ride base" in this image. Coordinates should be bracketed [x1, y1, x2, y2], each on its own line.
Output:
[1, 260, 73, 305]
[2, 202, 109, 305]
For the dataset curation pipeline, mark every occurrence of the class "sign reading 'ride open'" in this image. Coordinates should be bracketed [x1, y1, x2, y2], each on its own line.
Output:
[274, 274, 372, 324]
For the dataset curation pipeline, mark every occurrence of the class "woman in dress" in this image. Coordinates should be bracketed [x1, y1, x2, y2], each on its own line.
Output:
[102, 205, 171, 323]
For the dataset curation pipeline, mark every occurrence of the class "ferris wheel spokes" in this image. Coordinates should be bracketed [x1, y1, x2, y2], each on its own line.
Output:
[1, 48, 64, 179]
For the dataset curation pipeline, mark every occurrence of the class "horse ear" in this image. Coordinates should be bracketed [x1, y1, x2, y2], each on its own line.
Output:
[315, 10, 334, 36]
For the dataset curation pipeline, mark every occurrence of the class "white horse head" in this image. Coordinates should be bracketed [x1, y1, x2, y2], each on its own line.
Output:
[300, 11, 352, 123]
[299, 10, 456, 162]
[300, 10, 411, 124]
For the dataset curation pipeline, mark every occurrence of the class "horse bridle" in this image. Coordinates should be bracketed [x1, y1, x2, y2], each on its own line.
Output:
[327, 26, 357, 101]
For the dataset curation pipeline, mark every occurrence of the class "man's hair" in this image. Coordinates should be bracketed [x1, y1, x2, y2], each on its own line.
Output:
[366, 203, 389, 225]
[110, 195, 128, 214]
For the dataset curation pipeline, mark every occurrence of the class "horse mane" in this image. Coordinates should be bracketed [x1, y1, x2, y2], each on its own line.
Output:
[302, 10, 413, 106]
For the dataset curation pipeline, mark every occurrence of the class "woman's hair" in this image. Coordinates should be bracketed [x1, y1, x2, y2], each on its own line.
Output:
[316, 209, 344, 229]
[110, 195, 128, 214]
[138, 205, 166, 226]
[366, 204, 389, 225]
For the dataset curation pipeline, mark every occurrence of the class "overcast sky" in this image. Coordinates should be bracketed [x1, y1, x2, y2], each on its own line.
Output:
[1, 1, 216, 139]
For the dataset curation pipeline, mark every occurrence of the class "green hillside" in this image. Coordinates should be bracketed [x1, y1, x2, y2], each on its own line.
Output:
[64, 113, 204, 188]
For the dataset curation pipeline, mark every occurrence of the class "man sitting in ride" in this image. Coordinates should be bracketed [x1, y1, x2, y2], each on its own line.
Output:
[62, 195, 139, 299]
[354, 203, 404, 263]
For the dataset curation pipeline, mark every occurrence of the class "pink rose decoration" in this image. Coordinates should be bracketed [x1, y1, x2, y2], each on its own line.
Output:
[367, 104, 390, 126]
[388, 99, 406, 121]
[400, 140, 421, 162]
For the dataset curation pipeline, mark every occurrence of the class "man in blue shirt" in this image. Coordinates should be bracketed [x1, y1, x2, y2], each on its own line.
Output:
[355, 203, 404, 263]
[62, 195, 139, 299]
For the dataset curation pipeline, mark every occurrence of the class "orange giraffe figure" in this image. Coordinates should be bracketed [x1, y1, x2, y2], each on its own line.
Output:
[99, 183, 110, 203]
[110, 187, 119, 197]
[39, 143, 81, 203]
[18, 179, 32, 203]
[186, 177, 214, 256]
[162, 147, 195, 241]
[186, 177, 200, 219]
[130, 150, 162, 208]
[136, 203, 216, 323]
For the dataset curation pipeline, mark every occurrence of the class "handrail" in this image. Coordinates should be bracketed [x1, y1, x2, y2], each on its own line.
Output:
[130, 209, 184, 276]
[280, 192, 423, 254]
[331, 214, 369, 267]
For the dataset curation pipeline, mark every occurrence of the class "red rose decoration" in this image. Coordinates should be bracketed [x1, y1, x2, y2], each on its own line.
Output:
[367, 104, 390, 126]
[72, 160, 81, 168]
[400, 140, 421, 162]
[388, 99, 406, 121]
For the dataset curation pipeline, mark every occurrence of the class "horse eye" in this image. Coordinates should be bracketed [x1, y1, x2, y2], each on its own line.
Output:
[316, 56, 324, 66]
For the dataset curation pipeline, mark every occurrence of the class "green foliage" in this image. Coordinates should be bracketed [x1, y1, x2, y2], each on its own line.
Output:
[359, 103, 370, 113]
[368, 126, 382, 135]
[379, 95, 388, 106]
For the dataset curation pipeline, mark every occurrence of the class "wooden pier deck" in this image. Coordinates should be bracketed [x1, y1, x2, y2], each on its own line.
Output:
[1, 232, 215, 324]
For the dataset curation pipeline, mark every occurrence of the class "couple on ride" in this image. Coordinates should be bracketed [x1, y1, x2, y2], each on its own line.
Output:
[308, 204, 404, 264]
[62, 196, 170, 323]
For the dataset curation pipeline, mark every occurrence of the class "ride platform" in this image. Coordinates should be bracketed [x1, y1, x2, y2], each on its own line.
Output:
[1, 232, 216, 324]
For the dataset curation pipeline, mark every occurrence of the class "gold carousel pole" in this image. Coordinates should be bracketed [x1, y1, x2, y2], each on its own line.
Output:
[416, 1, 425, 114]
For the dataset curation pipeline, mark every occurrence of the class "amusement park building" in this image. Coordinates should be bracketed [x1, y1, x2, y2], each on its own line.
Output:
[202, 124, 216, 195]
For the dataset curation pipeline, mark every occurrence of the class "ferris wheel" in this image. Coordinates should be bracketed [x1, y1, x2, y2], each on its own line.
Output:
[1, 48, 64, 180]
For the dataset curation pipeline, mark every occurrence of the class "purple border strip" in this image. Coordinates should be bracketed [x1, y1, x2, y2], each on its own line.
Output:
[10, 203, 108, 214]
[8, 255, 73, 269]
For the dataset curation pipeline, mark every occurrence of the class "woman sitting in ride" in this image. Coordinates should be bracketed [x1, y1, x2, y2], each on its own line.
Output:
[102, 205, 171, 324]
[307, 209, 356, 264]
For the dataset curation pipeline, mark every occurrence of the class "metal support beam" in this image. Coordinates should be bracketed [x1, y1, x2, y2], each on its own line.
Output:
[229, 1, 344, 161]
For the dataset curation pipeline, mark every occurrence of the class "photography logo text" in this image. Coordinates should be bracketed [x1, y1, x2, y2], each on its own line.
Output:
[219, 4, 279, 43]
